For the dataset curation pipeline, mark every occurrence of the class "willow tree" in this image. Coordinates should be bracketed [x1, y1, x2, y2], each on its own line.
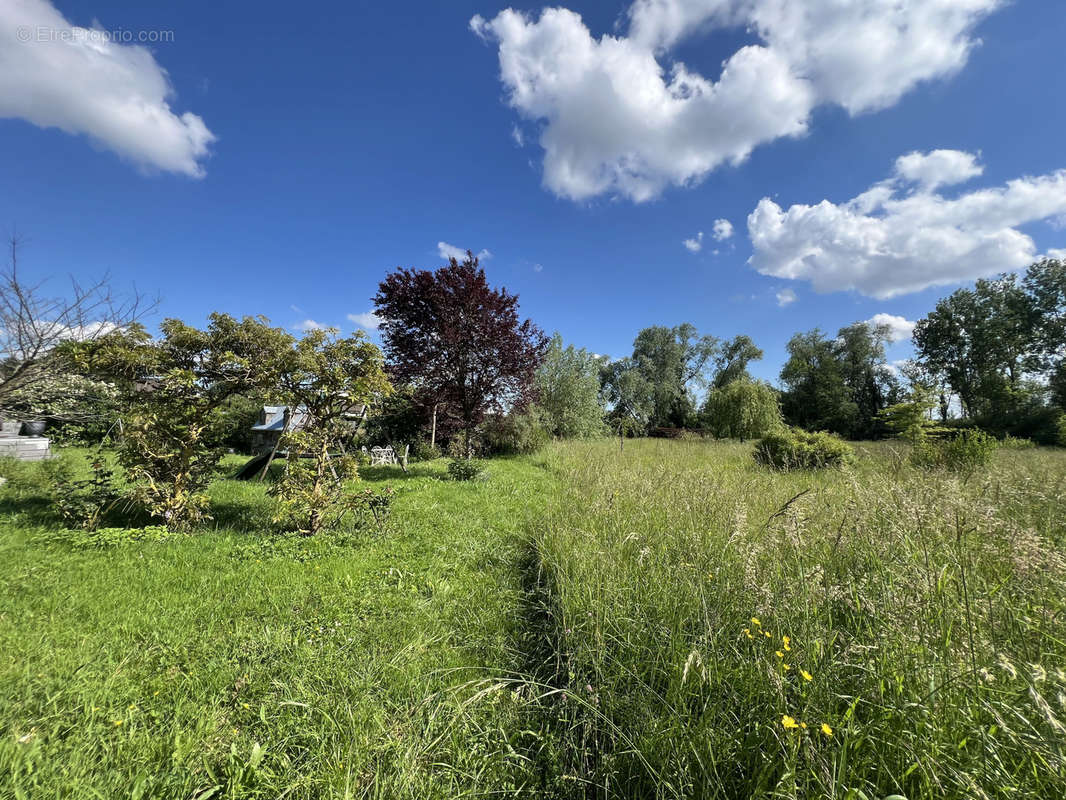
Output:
[702, 379, 782, 441]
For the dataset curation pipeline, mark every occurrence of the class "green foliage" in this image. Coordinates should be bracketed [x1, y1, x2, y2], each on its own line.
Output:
[409, 439, 441, 461]
[355, 485, 396, 535]
[113, 314, 296, 529]
[1000, 434, 1036, 449]
[912, 428, 998, 473]
[753, 427, 855, 469]
[37, 525, 171, 549]
[1058, 413, 1066, 446]
[0, 371, 121, 445]
[915, 259, 1066, 429]
[780, 323, 900, 438]
[447, 457, 484, 481]
[42, 451, 121, 530]
[702, 378, 782, 440]
[269, 329, 392, 535]
[535, 333, 606, 438]
[480, 408, 551, 455]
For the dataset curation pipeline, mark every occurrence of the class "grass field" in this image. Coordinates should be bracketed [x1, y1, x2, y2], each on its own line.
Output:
[2, 440, 1065, 798]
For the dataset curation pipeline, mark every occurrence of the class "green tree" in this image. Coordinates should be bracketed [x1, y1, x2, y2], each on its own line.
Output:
[604, 323, 718, 429]
[108, 314, 294, 530]
[702, 379, 781, 441]
[270, 328, 392, 535]
[779, 329, 858, 435]
[535, 333, 605, 438]
[712, 335, 764, 389]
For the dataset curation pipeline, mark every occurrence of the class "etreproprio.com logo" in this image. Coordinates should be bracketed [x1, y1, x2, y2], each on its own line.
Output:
[16, 26, 175, 44]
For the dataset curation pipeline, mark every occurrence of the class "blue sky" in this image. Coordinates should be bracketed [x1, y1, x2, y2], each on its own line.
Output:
[2, 0, 1065, 382]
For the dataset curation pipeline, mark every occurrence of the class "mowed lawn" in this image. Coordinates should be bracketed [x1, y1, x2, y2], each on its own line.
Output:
[0, 455, 557, 799]
[3, 440, 1066, 799]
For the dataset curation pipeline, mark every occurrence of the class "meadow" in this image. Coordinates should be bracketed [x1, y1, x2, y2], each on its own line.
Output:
[2, 440, 1065, 798]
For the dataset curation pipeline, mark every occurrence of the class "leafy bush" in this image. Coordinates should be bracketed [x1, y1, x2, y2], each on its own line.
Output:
[410, 438, 441, 462]
[999, 434, 1035, 449]
[1058, 413, 1066, 446]
[481, 410, 550, 455]
[911, 428, 998, 472]
[447, 458, 485, 481]
[356, 486, 396, 535]
[753, 428, 854, 470]
[43, 452, 122, 530]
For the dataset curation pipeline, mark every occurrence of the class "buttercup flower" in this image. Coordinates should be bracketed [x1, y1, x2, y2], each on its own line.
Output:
[800, 669, 813, 681]
[821, 723, 833, 737]
[782, 715, 799, 730]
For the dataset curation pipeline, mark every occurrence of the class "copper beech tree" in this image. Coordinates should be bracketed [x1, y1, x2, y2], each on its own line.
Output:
[374, 252, 547, 455]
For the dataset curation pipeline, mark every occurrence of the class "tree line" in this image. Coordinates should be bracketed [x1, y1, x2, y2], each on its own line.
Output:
[1, 244, 1064, 532]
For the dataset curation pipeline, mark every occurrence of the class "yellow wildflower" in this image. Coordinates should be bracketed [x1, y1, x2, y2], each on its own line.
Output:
[800, 669, 813, 682]
[800, 722, 807, 729]
[113, 720, 123, 726]
[751, 617, 761, 627]
[782, 635, 791, 651]
[764, 631, 772, 638]
[782, 715, 799, 730]
[821, 723, 833, 737]
[775, 650, 784, 659]
[744, 628, 754, 640]
[783, 664, 791, 671]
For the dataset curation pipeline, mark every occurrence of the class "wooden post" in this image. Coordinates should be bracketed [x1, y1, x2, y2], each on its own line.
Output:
[430, 403, 439, 450]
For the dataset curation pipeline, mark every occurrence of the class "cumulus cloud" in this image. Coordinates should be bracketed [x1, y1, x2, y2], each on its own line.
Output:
[347, 311, 381, 331]
[776, 288, 797, 307]
[712, 218, 734, 241]
[865, 313, 916, 343]
[683, 231, 703, 252]
[293, 319, 328, 332]
[471, 0, 1000, 201]
[894, 149, 983, 191]
[748, 150, 1066, 298]
[438, 242, 492, 262]
[0, 0, 214, 176]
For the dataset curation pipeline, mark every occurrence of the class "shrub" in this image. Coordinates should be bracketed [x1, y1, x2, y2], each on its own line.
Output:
[753, 427, 854, 470]
[481, 410, 550, 455]
[355, 486, 396, 535]
[1058, 413, 1066, 447]
[910, 428, 998, 472]
[43, 451, 122, 531]
[999, 434, 1035, 449]
[410, 438, 442, 462]
[447, 458, 485, 481]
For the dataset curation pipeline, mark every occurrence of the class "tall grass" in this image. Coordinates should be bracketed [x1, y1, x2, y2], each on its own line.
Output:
[532, 439, 1066, 798]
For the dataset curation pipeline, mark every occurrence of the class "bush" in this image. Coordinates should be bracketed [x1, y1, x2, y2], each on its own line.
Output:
[481, 410, 550, 456]
[43, 451, 122, 530]
[911, 428, 998, 472]
[1058, 413, 1066, 447]
[410, 439, 442, 462]
[999, 434, 1035, 449]
[447, 458, 485, 481]
[753, 428, 854, 470]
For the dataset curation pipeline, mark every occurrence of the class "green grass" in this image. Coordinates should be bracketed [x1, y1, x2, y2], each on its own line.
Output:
[2, 441, 1066, 798]
[0, 454, 558, 798]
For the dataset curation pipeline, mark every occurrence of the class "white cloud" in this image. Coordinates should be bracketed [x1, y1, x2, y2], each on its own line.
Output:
[776, 288, 797, 307]
[438, 241, 492, 262]
[0, 0, 214, 176]
[712, 219, 734, 241]
[511, 124, 524, 147]
[293, 319, 327, 332]
[532, 262, 544, 272]
[894, 149, 983, 191]
[1047, 248, 1066, 260]
[683, 231, 703, 252]
[748, 150, 1066, 299]
[865, 313, 915, 343]
[471, 1, 1000, 202]
[347, 311, 381, 331]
